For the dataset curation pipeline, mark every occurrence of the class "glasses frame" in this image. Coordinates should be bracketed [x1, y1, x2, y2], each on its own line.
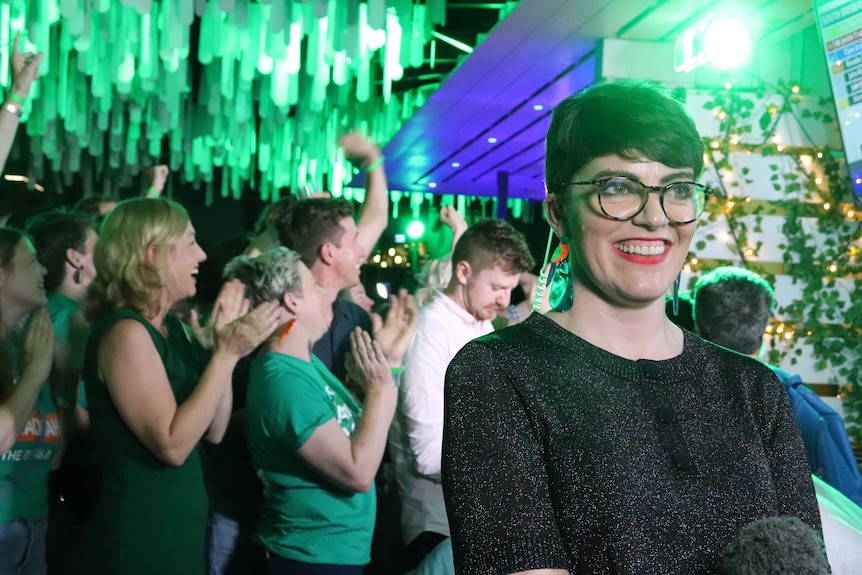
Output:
[560, 176, 712, 225]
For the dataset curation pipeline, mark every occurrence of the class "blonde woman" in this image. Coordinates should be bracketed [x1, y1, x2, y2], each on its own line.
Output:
[77, 198, 282, 575]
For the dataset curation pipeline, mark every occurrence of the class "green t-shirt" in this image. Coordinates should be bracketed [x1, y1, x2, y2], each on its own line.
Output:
[247, 352, 375, 565]
[0, 332, 62, 521]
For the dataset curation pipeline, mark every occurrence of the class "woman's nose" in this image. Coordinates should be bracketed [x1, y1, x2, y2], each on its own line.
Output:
[634, 192, 669, 228]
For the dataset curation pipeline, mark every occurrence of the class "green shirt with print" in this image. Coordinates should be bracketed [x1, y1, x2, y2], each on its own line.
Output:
[247, 352, 375, 565]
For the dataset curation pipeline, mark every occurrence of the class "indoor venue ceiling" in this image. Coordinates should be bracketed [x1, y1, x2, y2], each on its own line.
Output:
[2, 0, 818, 205]
[376, 0, 818, 201]
[2, 0, 511, 202]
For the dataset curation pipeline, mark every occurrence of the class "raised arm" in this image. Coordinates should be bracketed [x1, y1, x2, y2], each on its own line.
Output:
[0, 33, 44, 176]
[340, 131, 388, 256]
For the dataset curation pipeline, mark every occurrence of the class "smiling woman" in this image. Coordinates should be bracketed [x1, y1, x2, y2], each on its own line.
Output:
[77, 198, 282, 575]
[0, 227, 56, 575]
[442, 80, 824, 575]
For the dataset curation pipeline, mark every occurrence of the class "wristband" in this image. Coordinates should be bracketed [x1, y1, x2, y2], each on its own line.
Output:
[364, 156, 385, 172]
[2, 101, 22, 118]
[146, 188, 161, 198]
[7, 92, 25, 105]
[390, 365, 405, 375]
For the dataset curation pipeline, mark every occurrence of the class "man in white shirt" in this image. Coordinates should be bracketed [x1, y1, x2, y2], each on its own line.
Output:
[388, 218, 535, 567]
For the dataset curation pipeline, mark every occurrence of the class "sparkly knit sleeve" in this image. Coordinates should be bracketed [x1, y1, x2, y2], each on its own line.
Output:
[745, 360, 822, 529]
[442, 338, 569, 575]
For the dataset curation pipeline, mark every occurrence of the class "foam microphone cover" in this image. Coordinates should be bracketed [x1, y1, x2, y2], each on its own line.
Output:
[718, 515, 831, 575]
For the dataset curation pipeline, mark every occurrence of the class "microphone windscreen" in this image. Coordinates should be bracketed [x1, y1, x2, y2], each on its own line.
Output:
[718, 515, 831, 575]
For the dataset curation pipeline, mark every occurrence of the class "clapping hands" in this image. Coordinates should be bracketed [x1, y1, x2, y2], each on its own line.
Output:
[198, 280, 283, 359]
[371, 289, 418, 368]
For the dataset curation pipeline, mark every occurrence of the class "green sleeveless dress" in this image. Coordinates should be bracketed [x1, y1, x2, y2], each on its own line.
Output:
[78, 309, 210, 574]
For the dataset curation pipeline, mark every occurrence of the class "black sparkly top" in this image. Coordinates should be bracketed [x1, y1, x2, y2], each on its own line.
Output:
[442, 313, 821, 575]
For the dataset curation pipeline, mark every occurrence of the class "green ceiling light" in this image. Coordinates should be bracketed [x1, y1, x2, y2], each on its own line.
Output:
[703, 18, 751, 70]
[407, 219, 425, 239]
[675, 16, 751, 72]
[3, 0, 449, 203]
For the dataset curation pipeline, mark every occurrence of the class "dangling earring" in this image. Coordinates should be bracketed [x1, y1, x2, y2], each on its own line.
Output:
[73, 267, 83, 285]
[548, 236, 574, 312]
[278, 318, 296, 344]
[672, 271, 681, 316]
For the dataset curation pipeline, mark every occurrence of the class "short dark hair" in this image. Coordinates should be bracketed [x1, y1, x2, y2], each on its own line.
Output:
[545, 79, 704, 193]
[693, 266, 775, 355]
[276, 198, 355, 268]
[451, 219, 535, 275]
[25, 210, 96, 293]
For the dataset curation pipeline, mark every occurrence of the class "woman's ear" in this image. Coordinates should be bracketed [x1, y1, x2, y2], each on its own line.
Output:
[544, 194, 568, 239]
[144, 244, 159, 267]
[282, 291, 300, 315]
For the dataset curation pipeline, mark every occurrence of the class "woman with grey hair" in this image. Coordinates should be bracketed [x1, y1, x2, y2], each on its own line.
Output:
[225, 247, 417, 575]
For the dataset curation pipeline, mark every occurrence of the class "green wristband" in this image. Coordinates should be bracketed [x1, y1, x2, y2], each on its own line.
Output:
[365, 156, 385, 172]
[7, 92, 25, 105]
[390, 365, 405, 375]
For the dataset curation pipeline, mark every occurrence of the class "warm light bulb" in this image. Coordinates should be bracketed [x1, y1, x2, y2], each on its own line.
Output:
[710, 140, 720, 149]
[388, 248, 395, 256]
[744, 248, 754, 256]
[690, 257, 699, 265]
[815, 177, 822, 184]
[847, 210, 856, 219]
[394, 255, 403, 264]
[372, 254, 381, 263]
[380, 261, 388, 269]
[823, 202, 831, 210]
[828, 263, 837, 273]
[791, 85, 800, 94]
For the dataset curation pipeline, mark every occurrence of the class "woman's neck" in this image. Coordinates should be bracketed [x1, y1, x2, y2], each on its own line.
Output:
[262, 321, 315, 362]
[548, 289, 684, 361]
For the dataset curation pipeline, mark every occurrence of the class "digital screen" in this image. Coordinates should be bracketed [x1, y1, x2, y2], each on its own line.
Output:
[814, 0, 862, 195]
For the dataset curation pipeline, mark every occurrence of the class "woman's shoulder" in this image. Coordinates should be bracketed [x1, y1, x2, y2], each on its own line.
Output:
[687, 332, 781, 386]
[454, 313, 552, 364]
